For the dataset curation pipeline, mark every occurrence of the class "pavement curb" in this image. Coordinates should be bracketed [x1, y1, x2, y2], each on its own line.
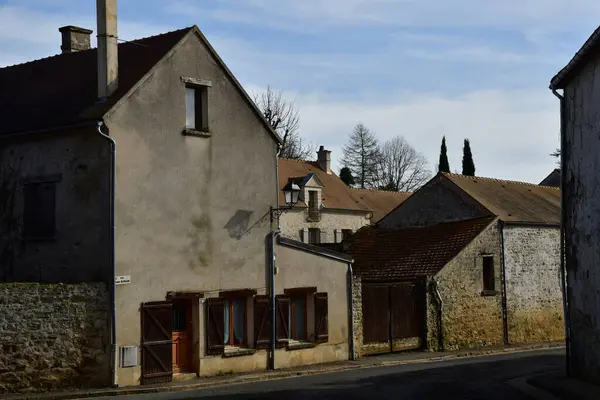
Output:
[9, 343, 565, 400]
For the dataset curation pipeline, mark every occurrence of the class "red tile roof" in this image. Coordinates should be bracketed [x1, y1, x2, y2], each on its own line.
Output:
[351, 188, 411, 222]
[349, 216, 496, 282]
[0, 27, 192, 135]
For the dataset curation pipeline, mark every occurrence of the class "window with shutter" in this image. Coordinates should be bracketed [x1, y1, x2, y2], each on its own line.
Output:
[275, 295, 290, 347]
[308, 228, 320, 244]
[319, 229, 327, 244]
[253, 295, 270, 349]
[206, 298, 225, 355]
[314, 292, 329, 343]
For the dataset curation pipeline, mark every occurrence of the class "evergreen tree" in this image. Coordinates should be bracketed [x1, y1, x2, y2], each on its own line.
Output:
[462, 139, 476, 176]
[341, 123, 380, 188]
[438, 136, 450, 173]
[339, 167, 355, 187]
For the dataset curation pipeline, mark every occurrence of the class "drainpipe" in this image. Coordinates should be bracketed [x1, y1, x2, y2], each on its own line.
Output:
[347, 262, 355, 360]
[97, 121, 117, 387]
[552, 88, 571, 376]
[499, 220, 509, 345]
[431, 279, 444, 351]
[268, 144, 282, 371]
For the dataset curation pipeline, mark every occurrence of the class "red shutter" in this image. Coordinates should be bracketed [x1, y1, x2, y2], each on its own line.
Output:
[275, 295, 290, 348]
[206, 297, 225, 355]
[314, 292, 329, 343]
[254, 295, 271, 349]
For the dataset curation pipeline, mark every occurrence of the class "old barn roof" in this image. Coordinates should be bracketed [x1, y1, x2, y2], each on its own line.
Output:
[443, 173, 560, 225]
[351, 188, 411, 222]
[350, 217, 496, 282]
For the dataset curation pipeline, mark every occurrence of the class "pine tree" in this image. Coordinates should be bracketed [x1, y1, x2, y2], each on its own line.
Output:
[462, 139, 476, 176]
[438, 136, 450, 173]
[341, 124, 380, 188]
[339, 167, 355, 187]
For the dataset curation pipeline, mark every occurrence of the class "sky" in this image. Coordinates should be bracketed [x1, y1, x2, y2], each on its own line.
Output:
[1, 1, 598, 184]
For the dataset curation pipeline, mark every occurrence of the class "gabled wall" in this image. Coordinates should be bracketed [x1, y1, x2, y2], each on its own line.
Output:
[562, 50, 600, 381]
[378, 174, 492, 229]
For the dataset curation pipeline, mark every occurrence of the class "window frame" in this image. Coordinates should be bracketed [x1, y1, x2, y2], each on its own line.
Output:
[307, 190, 320, 221]
[289, 294, 308, 341]
[482, 255, 496, 295]
[21, 174, 61, 241]
[183, 82, 210, 134]
[222, 295, 248, 347]
[308, 228, 320, 244]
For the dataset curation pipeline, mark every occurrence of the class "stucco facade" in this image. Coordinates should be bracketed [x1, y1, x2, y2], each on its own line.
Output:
[557, 46, 600, 381]
[503, 225, 564, 344]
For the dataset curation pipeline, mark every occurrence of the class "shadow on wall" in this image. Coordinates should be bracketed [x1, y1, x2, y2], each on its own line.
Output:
[224, 210, 254, 240]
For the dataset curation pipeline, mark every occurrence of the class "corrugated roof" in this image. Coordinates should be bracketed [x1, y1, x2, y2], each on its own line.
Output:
[0, 27, 192, 135]
[278, 158, 369, 212]
[442, 173, 560, 225]
[550, 25, 600, 90]
[350, 217, 496, 282]
[351, 188, 411, 222]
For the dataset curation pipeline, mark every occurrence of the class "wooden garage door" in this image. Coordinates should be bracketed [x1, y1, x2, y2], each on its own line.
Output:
[141, 301, 173, 385]
[362, 285, 390, 344]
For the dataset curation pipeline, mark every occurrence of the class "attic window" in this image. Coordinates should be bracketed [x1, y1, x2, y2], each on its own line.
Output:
[183, 79, 210, 136]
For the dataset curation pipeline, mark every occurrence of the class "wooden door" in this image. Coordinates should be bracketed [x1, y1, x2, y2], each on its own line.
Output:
[172, 300, 193, 373]
[390, 283, 424, 342]
[141, 301, 173, 385]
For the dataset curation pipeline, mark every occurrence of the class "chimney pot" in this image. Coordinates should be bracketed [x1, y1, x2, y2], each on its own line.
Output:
[59, 26, 93, 54]
[317, 146, 332, 174]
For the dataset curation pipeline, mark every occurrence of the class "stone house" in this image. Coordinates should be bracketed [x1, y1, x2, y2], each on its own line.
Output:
[347, 172, 564, 356]
[0, 4, 353, 392]
[278, 148, 411, 244]
[550, 24, 600, 382]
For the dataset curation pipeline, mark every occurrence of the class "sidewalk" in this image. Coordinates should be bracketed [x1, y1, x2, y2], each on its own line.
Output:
[527, 370, 600, 400]
[7, 341, 564, 400]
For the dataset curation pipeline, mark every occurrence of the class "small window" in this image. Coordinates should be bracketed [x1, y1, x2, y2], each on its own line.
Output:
[23, 181, 57, 239]
[224, 297, 246, 346]
[290, 295, 307, 341]
[172, 302, 188, 332]
[483, 256, 495, 292]
[308, 228, 320, 244]
[342, 229, 353, 241]
[307, 190, 320, 221]
[185, 85, 208, 132]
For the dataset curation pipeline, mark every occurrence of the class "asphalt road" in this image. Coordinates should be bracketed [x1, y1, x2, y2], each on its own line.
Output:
[103, 349, 565, 400]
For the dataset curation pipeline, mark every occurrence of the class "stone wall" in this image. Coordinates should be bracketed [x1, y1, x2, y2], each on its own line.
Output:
[0, 283, 110, 393]
[279, 209, 370, 243]
[351, 276, 363, 358]
[503, 225, 564, 344]
[434, 221, 505, 350]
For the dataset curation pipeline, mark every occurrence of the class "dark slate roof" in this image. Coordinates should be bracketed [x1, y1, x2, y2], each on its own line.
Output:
[278, 236, 353, 263]
[349, 217, 496, 282]
[0, 27, 192, 135]
[539, 169, 561, 188]
[550, 25, 600, 90]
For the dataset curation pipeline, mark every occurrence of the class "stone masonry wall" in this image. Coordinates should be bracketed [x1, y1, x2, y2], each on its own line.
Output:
[435, 221, 505, 350]
[0, 283, 110, 394]
[503, 226, 564, 344]
[279, 209, 370, 243]
[351, 275, 363, 358]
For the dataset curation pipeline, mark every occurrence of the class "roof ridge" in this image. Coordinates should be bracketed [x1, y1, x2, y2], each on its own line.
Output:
[351, 187, 412, 194]
[377, 215, 496, 233]
[0, 26, 194, 71]
[442, 172, 558, 190]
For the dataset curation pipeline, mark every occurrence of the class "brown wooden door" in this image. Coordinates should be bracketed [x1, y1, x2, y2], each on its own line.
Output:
[362, 285, 390, 345]
[141, 301, 173, 385]
[390, 283, 424, 342]
[172, 300, 193, 373]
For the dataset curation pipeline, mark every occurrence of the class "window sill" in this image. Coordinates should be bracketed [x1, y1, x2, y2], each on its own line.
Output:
[281, 340, 315, 351]
[481, 290, 498, 297]
[222, 347, 256, 358]
[182, 128, 211, 138]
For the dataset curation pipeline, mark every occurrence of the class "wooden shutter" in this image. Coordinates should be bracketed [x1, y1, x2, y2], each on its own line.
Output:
[275, 295, 290, 348]
[302, 228, 309, 243]
[314, 292, 329, 343]
[319, 230, 327, 244]
[206, 297, 225, 355]
[254, 295, 271, 349]
[141, 301, 173, 385]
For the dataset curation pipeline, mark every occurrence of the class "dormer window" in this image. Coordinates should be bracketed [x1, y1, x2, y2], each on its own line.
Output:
[307, 190, 320, 221]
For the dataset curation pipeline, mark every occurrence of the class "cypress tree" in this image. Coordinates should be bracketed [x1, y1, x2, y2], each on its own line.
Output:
[438, 136, 450, 173]
[462, 139, 476, 176]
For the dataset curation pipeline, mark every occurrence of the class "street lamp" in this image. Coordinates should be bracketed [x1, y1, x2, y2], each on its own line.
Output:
[271, 181, 301, 220]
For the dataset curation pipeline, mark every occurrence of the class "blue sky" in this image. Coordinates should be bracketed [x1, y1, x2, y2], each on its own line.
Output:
[1, 0, 598, 183]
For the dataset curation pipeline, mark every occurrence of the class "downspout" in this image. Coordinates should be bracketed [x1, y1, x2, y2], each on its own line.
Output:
[347, 262, 355, 360]
[97, 121, 117, 387]
[499, 220, 509, 345]
[552, 88, 571, 376]
[431, 279, 444, 352]
[268, 144, 282, 371]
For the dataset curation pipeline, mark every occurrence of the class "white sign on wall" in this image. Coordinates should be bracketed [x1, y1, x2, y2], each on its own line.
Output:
[115, 275, 131, 285]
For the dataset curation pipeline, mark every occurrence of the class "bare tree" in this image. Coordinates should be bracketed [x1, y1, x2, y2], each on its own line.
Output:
[374, 136, 431, 192]
[253, 86, 315, 160]
[341, 123, 380, 189]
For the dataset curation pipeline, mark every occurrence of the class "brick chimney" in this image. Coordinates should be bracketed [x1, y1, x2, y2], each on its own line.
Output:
[59, 26, 93, 53]
[97, 0, 118, 99]
[317, 146, 332, 174]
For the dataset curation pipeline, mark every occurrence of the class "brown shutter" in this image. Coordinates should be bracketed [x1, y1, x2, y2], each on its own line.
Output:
[275, 295, 290, 348]
[314, 292, 329, 343]
[206, 297, 225, 355]
[141, 301, 173, 385]
[254, 295, 271, 349]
